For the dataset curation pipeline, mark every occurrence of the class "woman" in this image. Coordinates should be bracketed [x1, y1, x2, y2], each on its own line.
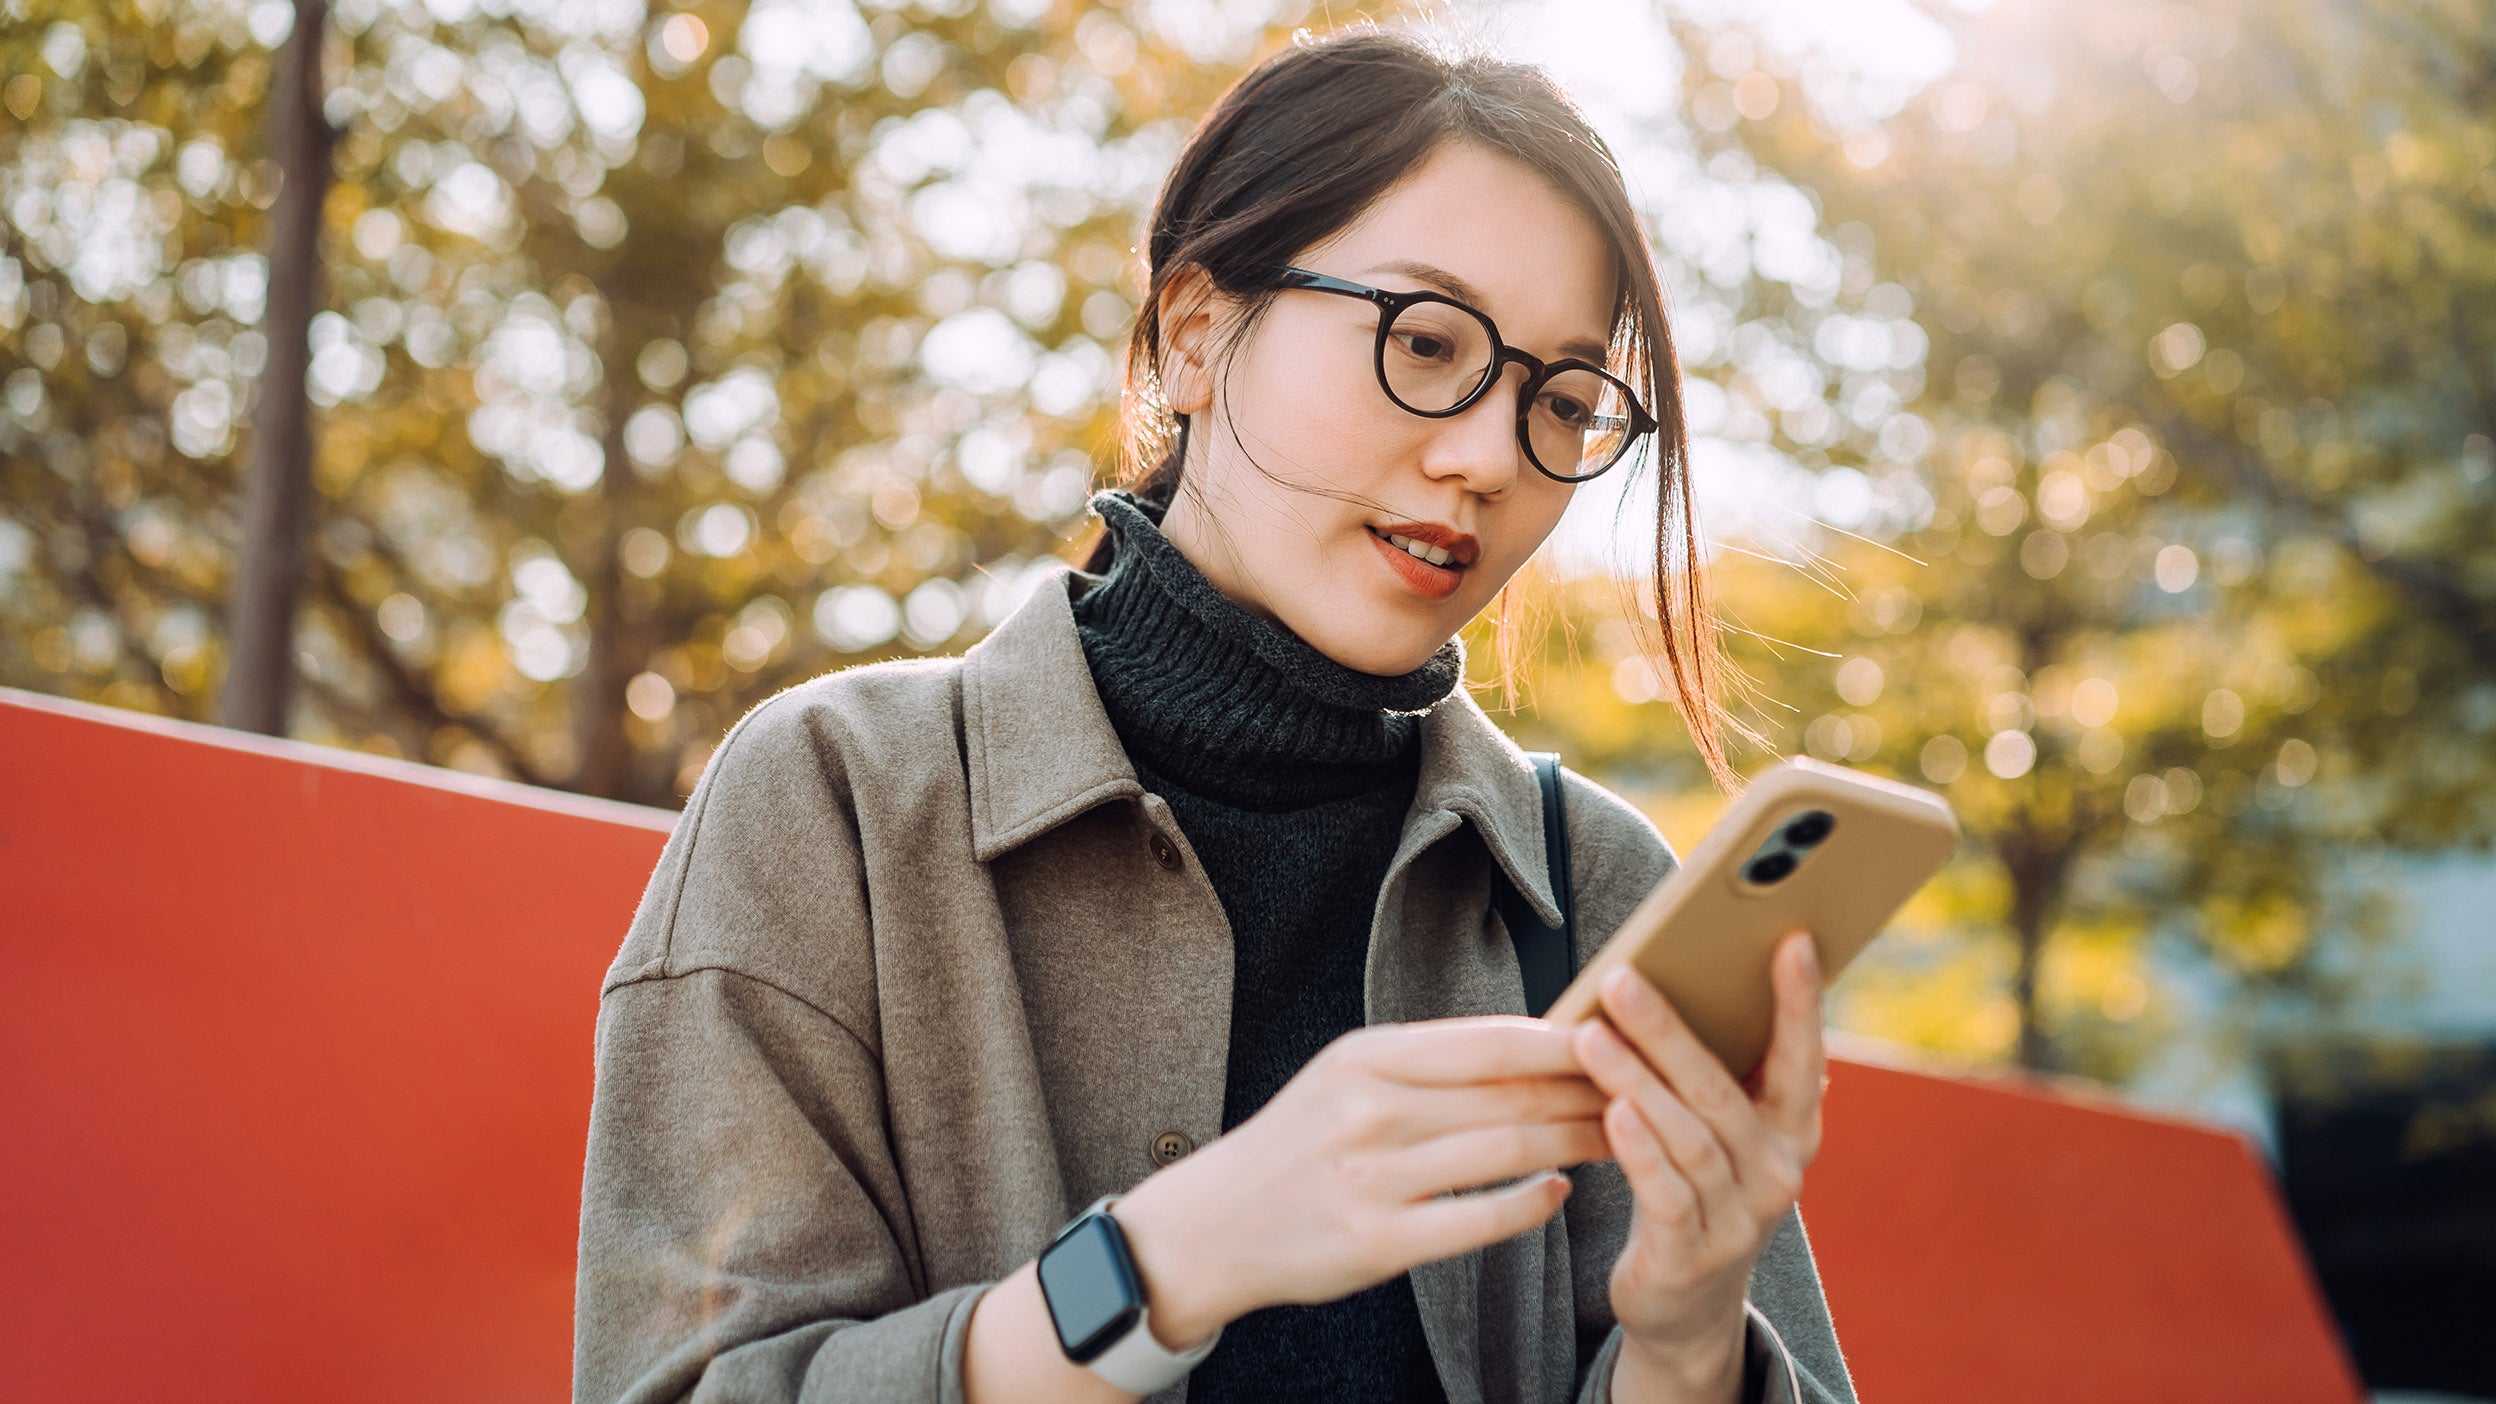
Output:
[575, 28, 1853, 1404]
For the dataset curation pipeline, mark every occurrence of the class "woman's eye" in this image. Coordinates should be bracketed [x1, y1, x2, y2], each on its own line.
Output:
[1393, 331, 1453, 362]
[1542, 393, 1590, 427]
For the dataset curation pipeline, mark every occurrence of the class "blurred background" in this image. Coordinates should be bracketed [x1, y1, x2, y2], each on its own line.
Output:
[2, 0, 2490, 1396]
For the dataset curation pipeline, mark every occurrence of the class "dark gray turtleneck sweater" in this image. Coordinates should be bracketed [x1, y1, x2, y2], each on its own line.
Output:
[1072, 489, 1461, 1403]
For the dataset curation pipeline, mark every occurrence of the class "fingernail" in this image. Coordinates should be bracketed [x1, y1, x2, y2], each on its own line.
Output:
[1605, 968, 1650, 1009]
[1795, 935, 1820, 978]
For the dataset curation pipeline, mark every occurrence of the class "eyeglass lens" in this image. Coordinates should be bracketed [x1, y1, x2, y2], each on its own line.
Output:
[1380, 300, 1635, 478]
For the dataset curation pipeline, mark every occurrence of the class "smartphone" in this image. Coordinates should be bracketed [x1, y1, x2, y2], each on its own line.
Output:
[1541, 758, 1960, 1081]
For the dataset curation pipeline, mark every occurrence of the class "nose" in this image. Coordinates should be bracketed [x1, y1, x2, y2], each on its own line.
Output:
[1417, 361, 1529, 496]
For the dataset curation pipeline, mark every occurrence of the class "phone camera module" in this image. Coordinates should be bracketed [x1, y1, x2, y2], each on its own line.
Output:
[1782, 811, 1836, 848]
[1744, 851, 1798, 885]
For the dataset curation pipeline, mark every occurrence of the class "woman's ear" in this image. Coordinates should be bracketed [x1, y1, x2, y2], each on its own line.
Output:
[1155, 264, 1223, 417]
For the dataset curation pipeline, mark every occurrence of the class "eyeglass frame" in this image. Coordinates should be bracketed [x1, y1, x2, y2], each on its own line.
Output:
[1261, 264, 1658, 483]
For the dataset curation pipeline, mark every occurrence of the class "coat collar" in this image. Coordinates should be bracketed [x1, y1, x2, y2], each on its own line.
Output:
[957, 566, 1565, 923]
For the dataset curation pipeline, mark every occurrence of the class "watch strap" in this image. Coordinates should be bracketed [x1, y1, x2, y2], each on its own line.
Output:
[1059, 1196, 1222, 1395]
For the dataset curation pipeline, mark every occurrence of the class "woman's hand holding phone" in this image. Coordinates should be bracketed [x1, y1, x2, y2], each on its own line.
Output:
[1574, 930, 1828, 1401]
[1114, 1017, 1611, 1349]
[1097, 927, 1827, 1386]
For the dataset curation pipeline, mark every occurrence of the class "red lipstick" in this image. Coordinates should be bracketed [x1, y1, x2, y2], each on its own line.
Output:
[1365, 522, 1478, 602]
[1375, 521, 1481, 567]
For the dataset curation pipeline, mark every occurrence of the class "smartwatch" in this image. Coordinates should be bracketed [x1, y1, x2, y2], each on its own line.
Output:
[1036, 1196, 1222, 1395]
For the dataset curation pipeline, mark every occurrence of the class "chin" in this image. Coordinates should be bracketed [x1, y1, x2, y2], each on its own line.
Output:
[1295, 618, 1453, 679]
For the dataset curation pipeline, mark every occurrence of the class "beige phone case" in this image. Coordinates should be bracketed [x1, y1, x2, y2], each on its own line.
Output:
[1541, 758, 1960, 1080]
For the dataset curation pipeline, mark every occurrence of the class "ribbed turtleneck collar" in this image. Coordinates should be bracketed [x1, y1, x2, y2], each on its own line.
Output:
[1070, 489, 1465, 809]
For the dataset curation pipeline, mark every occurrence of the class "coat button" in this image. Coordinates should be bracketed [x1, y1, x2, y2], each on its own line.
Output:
[1148, 832, 1182, 872]
[1151, 1131, 1193, 1166]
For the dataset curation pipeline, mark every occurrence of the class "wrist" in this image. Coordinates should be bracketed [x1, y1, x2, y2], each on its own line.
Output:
[1112, 1162, 1248, 1349]
[1613, 1310, 1747, 1404]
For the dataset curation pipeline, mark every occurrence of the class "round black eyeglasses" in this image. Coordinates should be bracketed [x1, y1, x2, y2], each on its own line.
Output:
[1265, 265, 1657, 483]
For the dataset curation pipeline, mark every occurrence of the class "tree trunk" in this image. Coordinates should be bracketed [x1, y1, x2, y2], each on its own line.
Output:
[568, 345, 637, 798]
[2003, 836, 2068, 1073]
[2009, 876, 2051, 1073]
[219, 0, 333, 735]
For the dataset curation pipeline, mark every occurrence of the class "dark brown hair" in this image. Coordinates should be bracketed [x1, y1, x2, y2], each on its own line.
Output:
[1084, 27, 1738, 790]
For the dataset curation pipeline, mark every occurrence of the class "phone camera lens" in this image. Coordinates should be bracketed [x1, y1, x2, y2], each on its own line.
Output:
[1783, 811, 1835, 847]
[1745, 851, 1798, 885]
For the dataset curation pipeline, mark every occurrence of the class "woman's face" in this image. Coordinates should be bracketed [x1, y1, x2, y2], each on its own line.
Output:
[1157, 141, 1622, 676]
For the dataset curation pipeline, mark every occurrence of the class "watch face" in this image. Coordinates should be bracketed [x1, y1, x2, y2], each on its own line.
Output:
[1037, 1213, 1144, 1363]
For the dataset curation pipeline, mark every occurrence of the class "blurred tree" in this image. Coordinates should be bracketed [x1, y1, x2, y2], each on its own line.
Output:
[1, 1, 269, 725]
[1732, 0, 2496, 1072]
[1, 0, 1372, 805]
[1492, 0, 2491, 1075]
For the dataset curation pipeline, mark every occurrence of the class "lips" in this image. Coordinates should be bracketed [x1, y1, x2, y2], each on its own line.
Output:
[1375, 521, 1481, 568]
[1365, 524, 1475, 601]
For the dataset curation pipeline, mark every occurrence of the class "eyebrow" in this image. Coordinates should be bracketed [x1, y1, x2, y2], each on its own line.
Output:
[1363, 258, 1614, 364]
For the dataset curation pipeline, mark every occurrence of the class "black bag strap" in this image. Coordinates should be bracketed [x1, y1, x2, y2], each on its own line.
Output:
[1495, 751, 1576, 1018]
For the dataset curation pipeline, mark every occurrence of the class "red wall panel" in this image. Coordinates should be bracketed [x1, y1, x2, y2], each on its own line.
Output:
[1803, 1057, 2361, 1400]
[2, 690, 669, 1402]
[0, 689, 2362, 1401]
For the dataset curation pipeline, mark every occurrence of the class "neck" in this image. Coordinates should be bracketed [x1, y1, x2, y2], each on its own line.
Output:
[1071, 490, 1466, 808]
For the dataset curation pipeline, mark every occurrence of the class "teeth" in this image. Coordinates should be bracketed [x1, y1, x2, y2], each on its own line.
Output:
[1383, 532, 1456, 568]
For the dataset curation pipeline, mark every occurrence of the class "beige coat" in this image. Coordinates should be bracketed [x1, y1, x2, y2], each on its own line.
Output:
[573, 568, 1855, 1404]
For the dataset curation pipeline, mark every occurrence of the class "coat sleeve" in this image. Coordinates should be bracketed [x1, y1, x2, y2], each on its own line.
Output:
[1738, 1208, 1859, 1404]
[1553, 772, 1859, 1404]
[1566, 1209, 1856, 1404]
[573, 692, 991, 1404]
